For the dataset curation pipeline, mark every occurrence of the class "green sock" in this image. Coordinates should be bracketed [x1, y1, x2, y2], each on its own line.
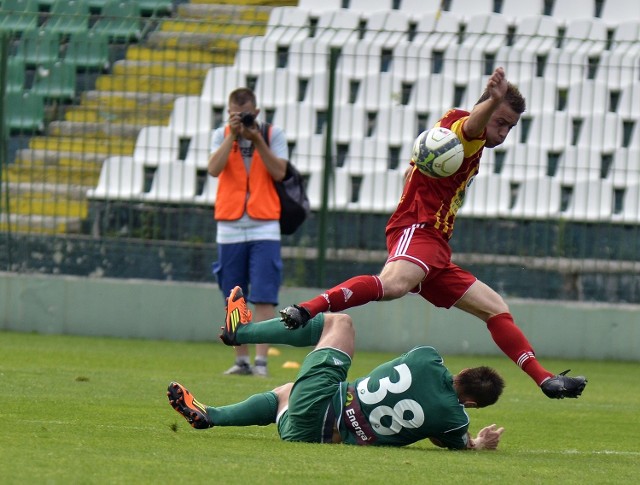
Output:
[235, 314, 324, 347]
[207, 391, 278, 427]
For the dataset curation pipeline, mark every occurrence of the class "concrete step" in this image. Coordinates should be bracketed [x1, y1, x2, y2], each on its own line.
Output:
[25, 135, 135, 156]
[125, 45, 235, 64]
[48, 120, 143, 140]
[14, 149, 112, 168]
[176, 3, 273, 22]
[146, 30, 241, 51]
[0, 213, 82, 234]
[112, 59, 211, 79]
[94, 73, 205, 95]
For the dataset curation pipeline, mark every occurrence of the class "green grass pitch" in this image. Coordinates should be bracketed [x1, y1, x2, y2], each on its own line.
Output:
[1, 330, 638, 484]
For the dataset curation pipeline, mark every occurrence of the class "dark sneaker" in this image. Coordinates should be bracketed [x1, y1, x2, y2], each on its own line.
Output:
[167, 382, 213, 429]
[541, 370, 587, 399]
[279, 304, 311, 330]
[219, 286, 252, 346]
[223, 361, 253, 375]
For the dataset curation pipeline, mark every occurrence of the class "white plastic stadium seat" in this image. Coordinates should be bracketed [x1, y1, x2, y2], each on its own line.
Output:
[611, 183, 640, 224]
[349, 0, 394, 17]
[143, 161, 197, 203]
[193, 174, 218, 206]
[347, 169, 404, 213]
[340, 139, 394, 174]
[313, 8, 362, 47]
[616, 82, 640, 120]
[305, 168, 351, 210]
[600, 0, 640, 26]
[608, 148, 640, 187]
[508, 176, 562, 220]
[443, 13, 510, 81]
[234, 37, 280, 75]
[408, 74, 457, 115]
[596, 20, 640, 88]
[200, 66, 248, 109]
[499, 0, 545, 24]
[360, 10, 412, 47]
[272, 103, 319, 139]
[263, 6, 310, 46]
[337, 40, 396, 77]
[546, 18, 609, 87]
[390, 11, 460, 82]
[286, 9, 362, 76]
[133, 126, 180, 167]
[373, 106, 420, 146]
[521, 112, 571, 151]
[556, 146, 607, 185]
[87, 156, 144, 200]
[514, 77, 559, 115]
[500, 144, 549, 181]
[332, 105, 367, 143]
[297, 0, 342, 16]
[447, 0, 495, 22]
[169, 96, 213, 137]
[253, 68, 300, 109]
[458, 173, 512, 218]
[352, 72, 397, 110]
[494, 15, 559, 83]
[398, 0, 444, 21]
[564, 80, 609, 117]
[560, 179, 614, 222]
[550, 0, 597, 24]
[571, 113, 623, 153]
[184, 130, 213, 170]
[289, 134, 329, 173]
[302, 71, 351, 109]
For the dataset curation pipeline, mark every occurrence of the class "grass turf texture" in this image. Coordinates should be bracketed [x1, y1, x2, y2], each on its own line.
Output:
[1, 331, 638, 484]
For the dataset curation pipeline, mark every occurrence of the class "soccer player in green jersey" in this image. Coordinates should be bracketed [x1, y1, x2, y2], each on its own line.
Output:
[168, 287, 505, 450]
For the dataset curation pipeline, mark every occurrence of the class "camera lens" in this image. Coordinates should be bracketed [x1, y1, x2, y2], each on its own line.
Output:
[240, 112, 255, 127]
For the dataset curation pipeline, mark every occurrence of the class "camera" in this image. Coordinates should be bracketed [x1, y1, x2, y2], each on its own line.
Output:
[239, 112, 255, 127]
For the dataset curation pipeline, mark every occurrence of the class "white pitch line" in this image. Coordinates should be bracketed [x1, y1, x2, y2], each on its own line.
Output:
[525, 449, 640, 457]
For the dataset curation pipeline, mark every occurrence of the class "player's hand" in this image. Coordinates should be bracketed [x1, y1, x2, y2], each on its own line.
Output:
[486, 67, 507, 101]
[474, 424, 505, 450]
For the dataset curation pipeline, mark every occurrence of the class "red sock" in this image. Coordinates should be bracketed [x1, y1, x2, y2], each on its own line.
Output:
[300, 275, 384, 317]
[486, 313, 554, 386]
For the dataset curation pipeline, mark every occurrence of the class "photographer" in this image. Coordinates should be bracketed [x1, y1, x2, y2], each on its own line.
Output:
[208, 87, 289, 376]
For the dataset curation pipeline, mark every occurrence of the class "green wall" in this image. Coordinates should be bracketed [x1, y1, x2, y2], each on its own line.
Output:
[1, 272, 638, 361]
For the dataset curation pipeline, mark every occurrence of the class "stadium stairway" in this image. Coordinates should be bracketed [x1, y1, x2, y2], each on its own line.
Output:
[5, 0, 292, 235]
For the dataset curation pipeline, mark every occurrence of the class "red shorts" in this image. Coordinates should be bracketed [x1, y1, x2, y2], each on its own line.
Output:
[386, 224, 476, 308]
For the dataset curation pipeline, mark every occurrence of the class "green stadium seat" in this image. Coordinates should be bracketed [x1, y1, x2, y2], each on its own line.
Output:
[31, 60, 76, 100]
[0, 0, 39, 35]
[15, 29, 61, 66]
[64, 30, 110, 71]
[6, 56, 27, 93]
[91, 0, 142, 42]
[136, 0, 173, 16]
[4, 90, 45, 132]
[43, 0, 90, 36]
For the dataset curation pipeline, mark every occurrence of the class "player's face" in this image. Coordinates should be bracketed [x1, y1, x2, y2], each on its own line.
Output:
[485, 104, 520, 148]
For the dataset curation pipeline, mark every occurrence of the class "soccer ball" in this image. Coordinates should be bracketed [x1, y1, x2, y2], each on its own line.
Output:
[411, 127, 464, 178]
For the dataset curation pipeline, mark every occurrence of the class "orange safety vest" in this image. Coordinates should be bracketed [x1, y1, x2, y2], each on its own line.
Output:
[214, 125, 281, 221]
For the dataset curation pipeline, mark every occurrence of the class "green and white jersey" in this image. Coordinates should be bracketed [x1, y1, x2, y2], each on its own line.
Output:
[334, 346, 470, 449]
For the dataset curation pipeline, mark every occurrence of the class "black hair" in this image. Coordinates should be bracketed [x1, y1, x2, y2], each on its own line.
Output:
[456, 366, 505, 408]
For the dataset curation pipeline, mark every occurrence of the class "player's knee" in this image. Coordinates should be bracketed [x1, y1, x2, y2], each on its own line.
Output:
[326, 313, 354, 337]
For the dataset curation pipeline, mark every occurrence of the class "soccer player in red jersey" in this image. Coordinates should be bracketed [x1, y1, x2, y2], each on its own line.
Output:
[280, 67, 587, 399]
